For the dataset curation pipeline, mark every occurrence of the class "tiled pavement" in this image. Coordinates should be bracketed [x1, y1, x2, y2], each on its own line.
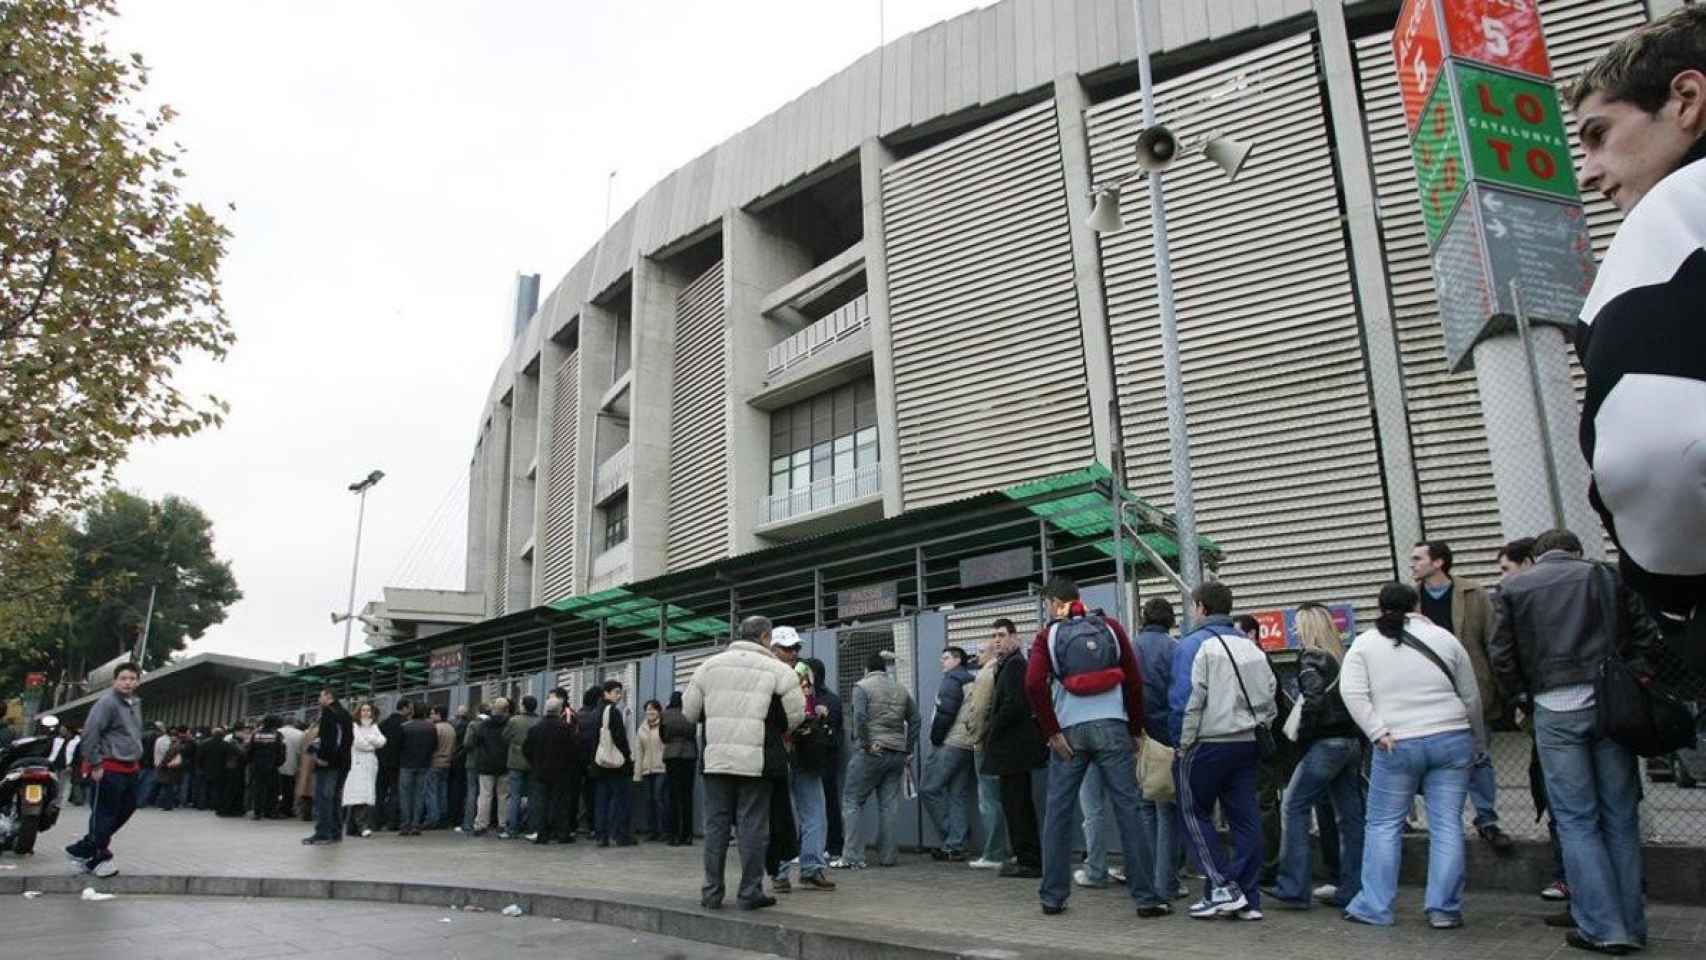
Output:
[5, 810, 1703, 959]
[0, 892, 780, 960]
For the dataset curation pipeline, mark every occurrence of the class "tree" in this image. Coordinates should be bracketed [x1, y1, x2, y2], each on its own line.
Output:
[0, 0, 233, 531]
[0, 490, 241, 700]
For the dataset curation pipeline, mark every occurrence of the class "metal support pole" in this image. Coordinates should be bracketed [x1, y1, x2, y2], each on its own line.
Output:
[1133, 0, 1201, 626]
[1511, 280, 1567, 530]
[915, 546, 929, 609]
[658, 604, 668, 654]
[1038, 519, 1052, 582]
[813, 568, 825, 629]
[342, 485, 370, 659]
[597, 618, 607, 669]
[135, 584, 157, 666]
[1108, 401, 1128, 626]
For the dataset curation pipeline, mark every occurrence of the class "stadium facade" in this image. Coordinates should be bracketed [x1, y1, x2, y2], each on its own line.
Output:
[463, 0, 1655, 630]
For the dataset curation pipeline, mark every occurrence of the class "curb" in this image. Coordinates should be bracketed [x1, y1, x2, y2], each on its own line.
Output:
[0, 871, 1132, 960]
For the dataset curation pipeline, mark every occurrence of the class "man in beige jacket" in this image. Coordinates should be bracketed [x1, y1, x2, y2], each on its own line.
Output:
[1411, 540, 1514, 853]
[684, 615, 807, 911]
[957, 634, 1007, 868]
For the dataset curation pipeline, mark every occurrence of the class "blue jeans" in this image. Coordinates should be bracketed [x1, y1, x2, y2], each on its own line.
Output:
[920, 744, 975, 852]
[1177, 740, 1263, 908]
[1346, 729, 1472, 925]
[788, 769, 829, 879]
[424, 768, 446, 827]
[398, 767, 427, 830]
[1136, 789, 1179, 896]
[976, 772, 1009, 863]
[137, 768, 157, 808]
[1273, 736, 1365, 906]
[1467, 750, 1499, 829]
[68, 769, 140, 864]
[639, 772, 667, 835]
[506, 770, 530, 834]
[840, 749, 906, 865]
[312, 767, 342, 840]
[1079, 763, 1110, 881]
[1534, 704, 1646, 947]
[1041, 719, 1163, 910]
[594, 776, 631, 843]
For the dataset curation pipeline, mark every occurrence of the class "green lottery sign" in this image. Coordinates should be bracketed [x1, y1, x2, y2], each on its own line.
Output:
[1411, 78, 1467, 244]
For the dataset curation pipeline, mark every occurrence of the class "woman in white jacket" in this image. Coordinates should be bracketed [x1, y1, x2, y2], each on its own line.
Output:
[343, 702, 386, 837]
[1340, 582, 1485, 931]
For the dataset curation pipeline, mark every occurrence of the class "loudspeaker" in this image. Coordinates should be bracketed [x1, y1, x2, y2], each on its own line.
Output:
[1134, 126, 1178, 172]
[1203, 136, 1253, 181]
[1086, 187, 1124, 234]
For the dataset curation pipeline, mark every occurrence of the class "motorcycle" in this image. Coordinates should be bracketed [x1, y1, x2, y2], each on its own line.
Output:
[0, 714, 63, 856]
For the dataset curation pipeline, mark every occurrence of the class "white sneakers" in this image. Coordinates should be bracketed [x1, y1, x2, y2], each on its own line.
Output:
[91, 859, 118, 878]
[967, 857, 1003, 869]
[1073, 868, 1106, 889]
[1188, 885, 1248, 919]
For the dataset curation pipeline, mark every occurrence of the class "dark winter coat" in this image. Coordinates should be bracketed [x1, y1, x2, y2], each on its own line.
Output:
[980, 649, 1048, 776]
[1294, 649, 1360, 747]
[314, 703, 353, 771]
[474, 713, 510, 776]
[929, 664, 976, 747]
[398, 718, 438, 770]
[378, 712, 406, 768]
[522, 715, 579, 783]
[588, 704, 632, 779]
[660, 708, 697, 761]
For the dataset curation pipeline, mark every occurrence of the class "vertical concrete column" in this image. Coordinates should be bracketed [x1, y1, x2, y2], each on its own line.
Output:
[1314, 0, 1424, 573]
[1650, 0, 1687, 16]
[505, 363, 540, 613]
[483, 403, 512, 615]
[530, 334, 567, 602]
[858, 137, 906, 516]
[1472, 328, 1603, 555]
[464, 445, 486, 597]
[724, 209, 813, 554]
[577, 303, 616, 595]
[1052, 74, 1118, 468]
[629, 257, 688, 582]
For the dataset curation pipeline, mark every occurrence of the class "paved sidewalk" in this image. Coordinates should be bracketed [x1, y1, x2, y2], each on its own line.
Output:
[7, 810, 1703, 959]
[0, 893, 779, 960]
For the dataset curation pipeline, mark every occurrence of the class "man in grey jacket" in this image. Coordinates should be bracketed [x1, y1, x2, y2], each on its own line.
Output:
[65, 661, 145, 877]
[832, 651, 920, 869]
[1490, 528, 1656, 954]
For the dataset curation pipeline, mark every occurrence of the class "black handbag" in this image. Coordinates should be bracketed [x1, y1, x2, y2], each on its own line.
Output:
[1217, 636, 1278, 760]
[1590, 564, 1696, 758]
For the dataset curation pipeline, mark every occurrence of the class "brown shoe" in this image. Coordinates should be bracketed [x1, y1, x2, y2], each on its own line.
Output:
[800, 874, 837, 891]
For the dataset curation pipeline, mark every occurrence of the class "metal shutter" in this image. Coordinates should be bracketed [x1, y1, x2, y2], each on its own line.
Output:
[541, 351, 580, 603]
[667, 261, 730, 571]
[1352, 0, 1642, 580]
[945, 597, 1040, 656]
[1087, 32, 1393, 615]
[882, 100, 1095, 509]
[673, 644, 720, 691]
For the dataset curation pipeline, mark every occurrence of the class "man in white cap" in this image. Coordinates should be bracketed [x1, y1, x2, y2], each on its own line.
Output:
[770, 626, 803, 667]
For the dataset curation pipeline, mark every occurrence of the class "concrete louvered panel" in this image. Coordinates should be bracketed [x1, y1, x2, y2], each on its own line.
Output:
[882, 99, 1095, 509]
[666, 261, 730, 571]
[1352, 0, 1642, 582]
[541, 351, 580, 604]
[1088, 31, 1391, 616]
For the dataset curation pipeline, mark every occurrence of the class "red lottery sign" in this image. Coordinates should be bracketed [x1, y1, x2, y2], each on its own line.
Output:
[1252, 611, 1289, 653]
[1393, 0, 1445, 132]
[1441, 0, 1551, 79]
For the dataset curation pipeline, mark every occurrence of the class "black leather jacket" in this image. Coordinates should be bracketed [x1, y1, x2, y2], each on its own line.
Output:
[1489, 552, 1658, 703]
[1294, 649, 1359, 746]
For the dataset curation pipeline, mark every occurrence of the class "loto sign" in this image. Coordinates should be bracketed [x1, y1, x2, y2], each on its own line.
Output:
[1391, 0, 1592, 370]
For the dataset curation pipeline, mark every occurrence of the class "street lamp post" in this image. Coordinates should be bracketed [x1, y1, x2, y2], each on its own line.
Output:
[339, 470, 384, 658]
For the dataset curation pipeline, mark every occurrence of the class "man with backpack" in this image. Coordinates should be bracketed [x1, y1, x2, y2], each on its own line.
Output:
[1024, 577, 1169, 919]
[1170, 582, 1277, 921]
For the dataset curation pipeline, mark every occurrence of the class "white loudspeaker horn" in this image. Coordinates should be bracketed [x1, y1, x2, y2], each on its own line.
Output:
[1203, 135, 1253, 181]
[1133, 125, 1178, 172]
[1086, 187, 1125, 234]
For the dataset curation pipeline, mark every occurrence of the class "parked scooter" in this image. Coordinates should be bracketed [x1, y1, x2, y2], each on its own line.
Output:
[0, 714, 63, 855]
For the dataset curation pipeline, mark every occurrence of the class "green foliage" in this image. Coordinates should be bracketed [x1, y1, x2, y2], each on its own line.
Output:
[0, 490, 241, 700]
[0, 0, 234, 529]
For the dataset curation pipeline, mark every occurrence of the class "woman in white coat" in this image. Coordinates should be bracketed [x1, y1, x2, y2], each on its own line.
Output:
[343, 702, 386, 837]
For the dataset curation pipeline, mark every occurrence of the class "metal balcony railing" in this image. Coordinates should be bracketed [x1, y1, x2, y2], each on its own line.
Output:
[592, 444, 631, 505]
[765, 294, 871, 378]
[757, 461, 881, 526]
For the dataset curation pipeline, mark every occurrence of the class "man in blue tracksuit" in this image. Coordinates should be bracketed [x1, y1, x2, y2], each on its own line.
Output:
[1170, 581, 1276, 921]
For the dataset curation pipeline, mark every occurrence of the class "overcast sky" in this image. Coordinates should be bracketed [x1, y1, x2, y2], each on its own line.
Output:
[104, 0, 988, 668]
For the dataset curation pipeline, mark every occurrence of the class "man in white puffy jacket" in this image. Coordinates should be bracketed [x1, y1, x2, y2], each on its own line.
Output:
[684, 615, 808, 911]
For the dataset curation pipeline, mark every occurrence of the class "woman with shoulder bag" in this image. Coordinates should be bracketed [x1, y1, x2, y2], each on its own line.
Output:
[1266, 604, 1365, 910]
[1340, 583, 1486, 930]
[776, 664, 836, 892]
[591, 681, 633, 847]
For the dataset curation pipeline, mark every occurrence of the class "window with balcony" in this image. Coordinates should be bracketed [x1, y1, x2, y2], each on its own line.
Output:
[602, 493, 629, 551]
[760, 380, 879, 525]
